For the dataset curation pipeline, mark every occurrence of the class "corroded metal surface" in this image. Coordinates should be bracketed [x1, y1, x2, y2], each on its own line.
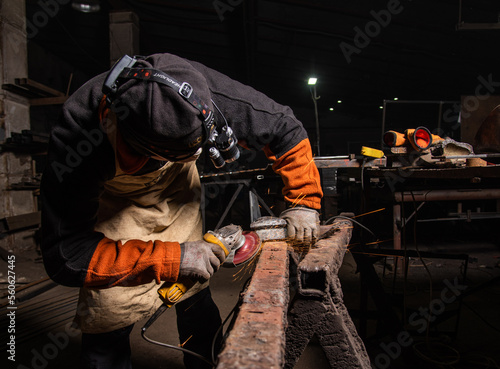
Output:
[250, 216, 287, 242]
[216, 241, 289, 369]
[217, 217, 371, 369]
[298, 222, 352, 297]
[285, 218, 372, 369]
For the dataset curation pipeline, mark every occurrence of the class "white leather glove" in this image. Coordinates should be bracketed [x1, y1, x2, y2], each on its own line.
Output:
[279, 206, 320, 243]
[179, 240, 226, 281]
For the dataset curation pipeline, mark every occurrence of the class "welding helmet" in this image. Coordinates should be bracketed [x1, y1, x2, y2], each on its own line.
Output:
[102, 53, 239, 167]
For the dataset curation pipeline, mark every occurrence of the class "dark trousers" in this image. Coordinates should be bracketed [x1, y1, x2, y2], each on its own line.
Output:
[80, 287, 222, 369]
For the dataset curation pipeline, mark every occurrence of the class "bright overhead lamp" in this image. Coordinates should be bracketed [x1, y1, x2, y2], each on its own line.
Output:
[394, 97, 399, 101]
[329, 107, 334, 111]
[72, 0, 101, 13]
[337, 100, 342, 104]
[307, 77, 320, 155]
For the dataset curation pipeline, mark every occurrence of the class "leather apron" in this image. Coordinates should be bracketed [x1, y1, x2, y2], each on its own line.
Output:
[74, 113, 207, 333]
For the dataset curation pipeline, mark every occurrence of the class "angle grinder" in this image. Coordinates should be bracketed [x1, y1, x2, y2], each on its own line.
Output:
[142, 225, 260, 366]
[157, 224, 261, 307]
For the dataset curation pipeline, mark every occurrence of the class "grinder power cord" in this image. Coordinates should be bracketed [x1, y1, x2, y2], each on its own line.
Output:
[141, 224, 261, 364]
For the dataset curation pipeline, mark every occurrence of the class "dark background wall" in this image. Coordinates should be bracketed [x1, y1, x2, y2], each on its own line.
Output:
[25, 0, 500, 163]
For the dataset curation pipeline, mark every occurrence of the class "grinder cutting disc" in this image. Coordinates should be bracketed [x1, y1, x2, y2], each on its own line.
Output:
[223, 231, 261, 268]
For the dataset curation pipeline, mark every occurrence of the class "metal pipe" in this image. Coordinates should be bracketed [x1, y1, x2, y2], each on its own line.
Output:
[395, 189, 500, 202]
[383, 100, 457, 104]
[314, 155, 350, 160]
[381, 99, 387, 148]
[311, 85, 321, 156]
[433, 153, 500, 159]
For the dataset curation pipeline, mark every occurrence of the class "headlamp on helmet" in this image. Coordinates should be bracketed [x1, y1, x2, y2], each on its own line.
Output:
[102, 54, 240, 168]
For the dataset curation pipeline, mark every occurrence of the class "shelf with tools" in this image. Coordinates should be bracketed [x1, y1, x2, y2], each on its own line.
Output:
[0, 78, 62, 244]
[0, 130, 49, 155]
[1, 78, 68, 106]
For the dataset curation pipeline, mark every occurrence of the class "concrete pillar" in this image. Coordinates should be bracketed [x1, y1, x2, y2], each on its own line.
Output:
[109, 10, 140, 66]
[0, 0, 37, 252]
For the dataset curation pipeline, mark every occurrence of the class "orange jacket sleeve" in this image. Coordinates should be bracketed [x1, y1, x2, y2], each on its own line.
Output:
[264, 138, 323, 210]
[84, 237, 182, 288]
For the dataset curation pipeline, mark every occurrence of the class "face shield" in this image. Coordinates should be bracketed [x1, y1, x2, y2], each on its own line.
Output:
[119, 122, 203, 163]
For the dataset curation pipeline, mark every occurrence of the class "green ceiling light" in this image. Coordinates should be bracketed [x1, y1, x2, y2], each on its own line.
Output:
[329, 107, 334, 111]
[394, 97, 399, 101]
[337, 100, 342, 104]
[72, 0, 101, 13]
[308, 77, 317, 85]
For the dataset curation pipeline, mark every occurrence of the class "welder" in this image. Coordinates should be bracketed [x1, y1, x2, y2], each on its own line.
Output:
[40, 53, 323, 369]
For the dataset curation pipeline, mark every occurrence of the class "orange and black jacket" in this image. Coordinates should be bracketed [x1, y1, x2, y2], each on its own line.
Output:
[40, 54, 323, 289]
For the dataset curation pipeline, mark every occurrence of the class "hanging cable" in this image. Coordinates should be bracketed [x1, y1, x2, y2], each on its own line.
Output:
[210, 277, 252, 363]
[324, 215, 377, 240]
[141, 277, 253, 368]
[140, 303, 215, 367]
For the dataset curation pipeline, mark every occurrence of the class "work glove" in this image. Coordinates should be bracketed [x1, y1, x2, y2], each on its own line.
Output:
[178, 240, 226, 282]
[279, 206, 320, 243]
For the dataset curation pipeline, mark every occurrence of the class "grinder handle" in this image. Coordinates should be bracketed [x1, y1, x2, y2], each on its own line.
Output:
[157, 278, 196, 306]
[157, 232, 231, 305]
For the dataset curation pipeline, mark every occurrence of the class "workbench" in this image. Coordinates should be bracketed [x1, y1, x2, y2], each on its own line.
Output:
[318, 158, 500, 250]
[361, 165, 500, 250]
[318, 159, 500, 346]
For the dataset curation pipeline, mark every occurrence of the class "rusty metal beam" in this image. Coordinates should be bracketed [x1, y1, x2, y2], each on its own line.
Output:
[217, 217, 371, 368]
[298, 223, 352, 296]
[285, 218, 372, 369]
[216, 241, 289, 369]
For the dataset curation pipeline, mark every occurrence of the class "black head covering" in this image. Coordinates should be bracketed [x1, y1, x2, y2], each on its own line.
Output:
[110, 53, 212, 156]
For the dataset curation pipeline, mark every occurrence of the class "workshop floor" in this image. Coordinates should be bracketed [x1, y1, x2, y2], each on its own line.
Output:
[1, 221, 499, 369]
